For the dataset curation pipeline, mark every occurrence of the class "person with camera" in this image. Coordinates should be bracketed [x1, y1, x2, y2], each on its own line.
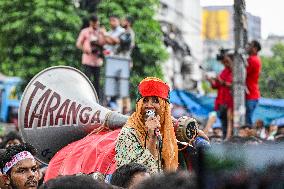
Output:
[207, 50, 234, 140]
[117, 16, 135, 58]
[76, 14, 105, 99]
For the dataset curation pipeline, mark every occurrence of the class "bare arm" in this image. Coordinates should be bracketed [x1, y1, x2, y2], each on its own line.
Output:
[76, 31, 84, 50]
[76, 30, 91, 54]
[203, 113, 217, 135]
[225, 109, 233, 140]
[145, 115, 161, 158]
[104, 35, 120, 45]
[198, 129, 210, 142]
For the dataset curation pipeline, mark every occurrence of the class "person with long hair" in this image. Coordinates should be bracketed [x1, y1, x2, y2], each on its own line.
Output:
[115, 77, 178, 174]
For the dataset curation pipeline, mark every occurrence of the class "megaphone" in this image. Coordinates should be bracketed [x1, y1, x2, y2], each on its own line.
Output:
[19, 66, 128, 164]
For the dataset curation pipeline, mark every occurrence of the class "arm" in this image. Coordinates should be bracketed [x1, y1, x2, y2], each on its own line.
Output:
[97, 29, 106, 46]
[216, 77, 232, 88]
[197, 129, 210, 142]
[246, 57, 253, 75]
[225, 109, 233, 140]
[76, 30, 84, 50]
[145, 115, 161, 158]
[76, 30, 90, 54]
[207, 76, 220, 89]
[104, 35, 120, 45]
[203, 113, 217, 135]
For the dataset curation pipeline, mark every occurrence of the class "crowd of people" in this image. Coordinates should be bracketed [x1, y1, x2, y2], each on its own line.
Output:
[0, 13, 282, 188]
[76, 14, 135, 101]
[206, 40, 263, 140]
[0, 74, 283, 189]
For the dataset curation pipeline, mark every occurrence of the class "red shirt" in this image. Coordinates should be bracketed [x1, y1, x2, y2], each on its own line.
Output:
[246, 55, 261, 100]
[211, 67, 233, 111]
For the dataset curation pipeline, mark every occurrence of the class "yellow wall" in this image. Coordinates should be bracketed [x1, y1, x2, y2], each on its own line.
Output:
[202, 9, 230, 40]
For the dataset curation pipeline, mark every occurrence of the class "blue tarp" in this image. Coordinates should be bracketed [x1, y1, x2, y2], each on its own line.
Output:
[170, 90, 284, 126]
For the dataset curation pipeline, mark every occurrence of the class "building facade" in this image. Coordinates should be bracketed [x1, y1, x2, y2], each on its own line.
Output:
[157, 0, 203, 92]
[202, 6, 261, 72]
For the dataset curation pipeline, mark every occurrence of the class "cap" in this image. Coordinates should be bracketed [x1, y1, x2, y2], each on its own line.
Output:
[138, 77, 170, 100]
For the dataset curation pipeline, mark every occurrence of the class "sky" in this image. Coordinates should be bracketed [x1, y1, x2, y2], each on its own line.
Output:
[200, 0, 284, 39]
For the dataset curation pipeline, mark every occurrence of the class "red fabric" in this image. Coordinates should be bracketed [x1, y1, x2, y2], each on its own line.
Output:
[211, 67, 233, 110]
[44, 129, 121, 182]
[138, 80, 169, 100]
[246, 55, 261, 100]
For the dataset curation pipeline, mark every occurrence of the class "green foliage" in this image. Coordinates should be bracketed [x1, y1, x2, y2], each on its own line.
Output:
[97, 0, 168, 100]
[259, 43, 284, 98]
[0, 0, 83, 87]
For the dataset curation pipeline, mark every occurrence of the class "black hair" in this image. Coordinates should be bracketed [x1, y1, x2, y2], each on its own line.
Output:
[110, 163, 148, 188]
[125, 16, 134, 25]
[1, 131, 23, 148]
[0, 148, 6, 160]
[251, 40, 262, 52]
[109, 15, 119, 19]
[40, 175, 117, 189]
[0, 143, 36, 174]
[135, 171, 197, 189]
[239, 124, 252, 130]
[89, 14, 98, 22]
[216, 48, 234, 61]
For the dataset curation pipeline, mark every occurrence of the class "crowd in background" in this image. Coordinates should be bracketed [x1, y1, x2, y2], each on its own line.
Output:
[0, 12, 283, 189]
[0, 111, 283, 189]
[76, 13, 135, 103]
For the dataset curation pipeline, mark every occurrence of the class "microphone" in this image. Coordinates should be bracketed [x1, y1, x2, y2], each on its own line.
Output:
[145, 110, 162, 142]
[145, 109, 163, 173]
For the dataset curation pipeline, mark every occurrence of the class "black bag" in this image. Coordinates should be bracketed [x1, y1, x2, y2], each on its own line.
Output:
[118, 32, 132, 52]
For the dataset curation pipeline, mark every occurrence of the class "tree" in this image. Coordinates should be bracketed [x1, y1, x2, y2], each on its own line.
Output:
[259, 43, 284, 98]
[96, 0, 168, 100]
[0, 0, 83, 87]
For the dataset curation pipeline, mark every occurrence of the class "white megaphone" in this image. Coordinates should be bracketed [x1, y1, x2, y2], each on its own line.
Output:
[18, 66, 128, 164]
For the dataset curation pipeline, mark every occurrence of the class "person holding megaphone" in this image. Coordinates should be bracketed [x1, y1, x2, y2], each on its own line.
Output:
[115, 77, 179, 174]
[115, 77, 211, 175]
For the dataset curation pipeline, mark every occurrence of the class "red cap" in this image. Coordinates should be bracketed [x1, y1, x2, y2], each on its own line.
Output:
[138, 77, 170, 100]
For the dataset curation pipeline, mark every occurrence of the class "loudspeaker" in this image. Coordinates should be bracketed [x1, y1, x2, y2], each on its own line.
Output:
[19, 66, 128, 164]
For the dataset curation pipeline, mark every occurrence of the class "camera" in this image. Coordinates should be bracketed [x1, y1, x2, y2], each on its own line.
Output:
[216, 48, 235, 61]
[216, 48, 229, 61]
[117, 32, 132, 52]
[90, 35, 104, 58]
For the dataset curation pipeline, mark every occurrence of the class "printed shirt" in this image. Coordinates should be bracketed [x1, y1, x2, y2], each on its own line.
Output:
[115, 127, 159, 174]
[246, 55, 261, 100]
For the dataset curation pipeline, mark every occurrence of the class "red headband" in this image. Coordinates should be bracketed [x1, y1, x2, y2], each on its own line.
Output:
[138, 77, 170, 100]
